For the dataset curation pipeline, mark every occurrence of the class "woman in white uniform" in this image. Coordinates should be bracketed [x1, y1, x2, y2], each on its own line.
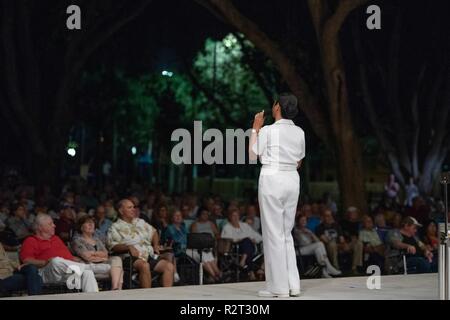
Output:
[249, 93, 305, 298]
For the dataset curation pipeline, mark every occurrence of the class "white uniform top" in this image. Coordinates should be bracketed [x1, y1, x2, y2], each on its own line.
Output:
[251, 119, 305, 171]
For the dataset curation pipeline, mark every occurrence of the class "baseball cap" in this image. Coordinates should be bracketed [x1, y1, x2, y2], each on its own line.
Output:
[402, 216, 423, 227]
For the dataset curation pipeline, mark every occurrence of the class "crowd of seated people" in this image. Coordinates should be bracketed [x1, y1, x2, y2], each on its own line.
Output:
[0, 175, 446, 296]
[293, 191, 445, 277]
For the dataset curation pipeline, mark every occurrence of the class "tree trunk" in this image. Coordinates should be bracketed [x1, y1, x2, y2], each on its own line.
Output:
[352, 11, 449, 198]
[200, 0, 369, 212]
[1, 0, 153, 188]
[322, 57, 368, 212]
[316, 0, 369, 213]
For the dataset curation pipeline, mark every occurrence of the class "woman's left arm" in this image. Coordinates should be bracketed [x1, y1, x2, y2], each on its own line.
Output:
[152, 231, 161, 254]
[211, 222, 220, 239]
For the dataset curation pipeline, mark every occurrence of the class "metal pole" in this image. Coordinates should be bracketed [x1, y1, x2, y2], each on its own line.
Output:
[439, 172, 450, 300]
[403, 255, 407, 275]
[199, 250, 203, 285]
[439, 229, 446, 299]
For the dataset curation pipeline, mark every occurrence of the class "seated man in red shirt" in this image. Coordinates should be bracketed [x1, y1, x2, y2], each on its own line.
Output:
[20, 213, 98, 292]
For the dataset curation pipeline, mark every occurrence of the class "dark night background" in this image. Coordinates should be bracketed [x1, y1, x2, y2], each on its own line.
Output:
[0, 0, 450, 299]
[0, 0, 449, 212]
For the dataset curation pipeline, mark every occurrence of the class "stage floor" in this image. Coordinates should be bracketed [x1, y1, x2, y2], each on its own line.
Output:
[5, 273, 438, 300]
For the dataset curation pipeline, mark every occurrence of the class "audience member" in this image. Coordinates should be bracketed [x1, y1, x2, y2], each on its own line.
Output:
[387, 216, 436, 273]
[293, 215, 341, 278]
[107, 199, 174, 288]
[71, 215, 123, 290]
[20, 214, 99, 292]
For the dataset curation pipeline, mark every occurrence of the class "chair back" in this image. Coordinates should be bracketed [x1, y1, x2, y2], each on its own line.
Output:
[187, 233, 215, 249]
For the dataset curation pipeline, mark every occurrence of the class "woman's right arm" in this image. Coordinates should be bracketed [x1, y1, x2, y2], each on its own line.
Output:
[309, 230, 320, 242]
[72, 238, 95, 262]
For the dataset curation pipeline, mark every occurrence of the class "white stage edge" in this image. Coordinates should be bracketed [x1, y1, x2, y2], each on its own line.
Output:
[4, 273, 438, 300]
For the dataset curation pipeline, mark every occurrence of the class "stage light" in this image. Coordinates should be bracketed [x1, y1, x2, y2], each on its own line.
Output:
[67, 148, 76, 157]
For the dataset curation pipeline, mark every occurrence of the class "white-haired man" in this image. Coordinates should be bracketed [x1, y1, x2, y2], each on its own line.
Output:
[20, 213, 99, 292]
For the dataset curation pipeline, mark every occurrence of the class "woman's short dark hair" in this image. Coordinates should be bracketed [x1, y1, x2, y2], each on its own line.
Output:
[76, 215, 95, 234]
[278, 93, 299, 119]
[197, 206, 209, 218]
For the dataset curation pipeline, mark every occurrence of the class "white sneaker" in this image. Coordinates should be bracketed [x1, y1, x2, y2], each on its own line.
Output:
[322, 269, 332, 278]
[174, 272, 180, 283]
[327, 266, 342, 276]
[258, 290, 289, 298]
[289, 289, 301, 297]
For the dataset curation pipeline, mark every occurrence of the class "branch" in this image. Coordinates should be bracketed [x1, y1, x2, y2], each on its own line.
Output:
[352, 19, 406, 184]
[17, 0, 41, 118]
[365, 40, 387, 92]
[235, 34, 274, 106]
[421, 76, 450, 185]
[194, 0, 228, 24]
[386, 12, 412, 173]
[424, 61, 448, 135]
[307, 0, 329, 42]
[309, 0, 369, 44]
[183, 61, 241, 127]
[200, 0, 332, 146]
[52, 0, 153, 136]
[410, 63, 427, 178]
[322, 0, 369, 43]
[2, 1, 46, 156]
[63, 0, 110, 61]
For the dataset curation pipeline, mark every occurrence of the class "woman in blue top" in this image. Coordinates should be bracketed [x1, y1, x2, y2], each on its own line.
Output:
[164, 209, 222, 282]
[163, 210, 188, 257]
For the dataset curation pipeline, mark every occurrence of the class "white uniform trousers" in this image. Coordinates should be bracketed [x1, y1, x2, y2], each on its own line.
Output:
[39, 257, 99, 292]
[258, 168, 300, 294]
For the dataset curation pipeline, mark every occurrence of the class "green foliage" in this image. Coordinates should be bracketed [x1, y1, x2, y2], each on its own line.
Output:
[79, 33, 273, 153]
[191, 33, 270, 129]
[115, 71, 160, 147]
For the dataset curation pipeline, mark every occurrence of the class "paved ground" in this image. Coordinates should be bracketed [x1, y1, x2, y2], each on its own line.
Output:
[3, 273, 438, 300]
